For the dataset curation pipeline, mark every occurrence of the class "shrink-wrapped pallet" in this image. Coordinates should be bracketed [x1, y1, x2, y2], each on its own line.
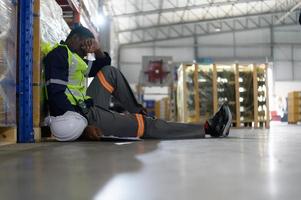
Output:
[34, 0, 70, 127]
[0, 0, 17, 126]
[40, 0, 70, 45]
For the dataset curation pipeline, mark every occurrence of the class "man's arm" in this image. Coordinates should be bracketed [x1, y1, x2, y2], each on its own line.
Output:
[44, 47, 76, 116]
[78, 125, 102, 141]
[87, 51, 111, 77]
[82, 39, 112, 77]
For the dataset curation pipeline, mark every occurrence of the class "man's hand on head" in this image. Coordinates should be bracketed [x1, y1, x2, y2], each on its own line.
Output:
[81, 39, 99, 53]
[81, 38, 106, 58]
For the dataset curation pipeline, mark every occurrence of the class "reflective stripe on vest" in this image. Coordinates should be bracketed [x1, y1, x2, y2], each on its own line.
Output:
[46, 79, 68, 86]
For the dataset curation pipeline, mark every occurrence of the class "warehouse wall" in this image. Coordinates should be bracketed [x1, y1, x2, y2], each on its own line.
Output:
[118, 25, 301, 102]
[274, 26, 301, 81]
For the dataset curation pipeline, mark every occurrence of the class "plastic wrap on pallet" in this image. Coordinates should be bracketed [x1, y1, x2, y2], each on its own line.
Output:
[185, 65, 197, 122]
[197, 64, 214, 120]
[37, 0, 70, 127]
[239, 65, 254, 123]
[177, 64, 198, 123]
[0, 0, 17, 126]
[177, 65, 186, 122]
[256, 65, 268, 122]
[40, 0, 70, 45]
[216, 65, 237, 122]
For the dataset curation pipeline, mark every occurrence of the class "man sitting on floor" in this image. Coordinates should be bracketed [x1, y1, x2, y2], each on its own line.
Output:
[43, 26, 232, 141]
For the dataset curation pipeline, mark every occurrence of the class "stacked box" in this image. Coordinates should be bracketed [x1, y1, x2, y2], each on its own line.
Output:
[33, 0, 71, 126]
[197, 64, 214, 122]
[288, 91, 301, 123]
[255, 64, 269, 127]
[0, 0, 17, 126]
[238, 65, 254, 124]
[154, 97, 170, 120]
[216, 65, 237, 123]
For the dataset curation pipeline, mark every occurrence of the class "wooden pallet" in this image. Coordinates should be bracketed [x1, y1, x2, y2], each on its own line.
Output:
[0, 127, 17, 146]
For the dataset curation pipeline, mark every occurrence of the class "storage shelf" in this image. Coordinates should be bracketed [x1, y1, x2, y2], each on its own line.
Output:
[177, 63, 270, 128]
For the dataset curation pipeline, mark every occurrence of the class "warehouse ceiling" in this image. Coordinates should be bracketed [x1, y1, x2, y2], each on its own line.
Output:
[104, 0, 301, 45]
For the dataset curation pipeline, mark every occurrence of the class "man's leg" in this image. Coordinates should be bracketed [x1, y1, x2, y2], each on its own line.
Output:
[86, 106, 205, 139]
[86, 77, 111, 110]
[86, 65, 144, 113]
[143, 117, 205, 139]
[86, 106, 144, 138]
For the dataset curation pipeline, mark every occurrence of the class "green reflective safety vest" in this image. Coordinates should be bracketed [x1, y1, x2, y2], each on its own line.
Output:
[41, 42, 90, 105]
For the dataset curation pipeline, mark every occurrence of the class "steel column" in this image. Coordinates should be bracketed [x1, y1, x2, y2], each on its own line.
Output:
[18, 0, 34, 143]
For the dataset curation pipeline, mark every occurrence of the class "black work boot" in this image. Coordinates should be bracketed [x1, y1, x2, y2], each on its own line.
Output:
[204, 103, 232, 137]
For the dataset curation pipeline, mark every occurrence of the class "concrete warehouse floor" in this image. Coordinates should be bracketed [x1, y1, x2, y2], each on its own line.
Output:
[1, 123, 301, 200]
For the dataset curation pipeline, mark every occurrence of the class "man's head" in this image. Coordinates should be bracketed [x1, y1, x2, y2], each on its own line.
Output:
[65, 26, 95, 58]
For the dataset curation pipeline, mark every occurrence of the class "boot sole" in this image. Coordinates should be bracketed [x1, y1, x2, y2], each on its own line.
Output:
[222, 106, 232, 137]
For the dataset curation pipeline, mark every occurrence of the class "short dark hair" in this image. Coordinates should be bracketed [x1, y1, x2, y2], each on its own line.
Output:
[66, 26, 95, 41]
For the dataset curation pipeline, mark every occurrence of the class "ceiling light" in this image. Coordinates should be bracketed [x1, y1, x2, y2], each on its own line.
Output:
[93, 13, 106, 28]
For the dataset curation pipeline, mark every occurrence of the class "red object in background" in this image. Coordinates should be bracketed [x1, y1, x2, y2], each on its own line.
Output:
[144, 60, 170, 84]
[271, 111, 281, 121]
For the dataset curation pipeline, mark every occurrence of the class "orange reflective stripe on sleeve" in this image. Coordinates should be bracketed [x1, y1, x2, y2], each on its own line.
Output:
[97, 71, 114, 93]
[135, 114, 145, 137]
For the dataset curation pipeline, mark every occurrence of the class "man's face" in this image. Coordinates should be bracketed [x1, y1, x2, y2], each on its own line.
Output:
[80, 38, 99, 58]
[79, 38, 89, 57]
[68, 35, 89, 58]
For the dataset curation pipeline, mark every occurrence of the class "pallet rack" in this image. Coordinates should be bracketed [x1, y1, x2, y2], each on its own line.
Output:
[18, 0, 35, 142]
[177, 63, 270, 128]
